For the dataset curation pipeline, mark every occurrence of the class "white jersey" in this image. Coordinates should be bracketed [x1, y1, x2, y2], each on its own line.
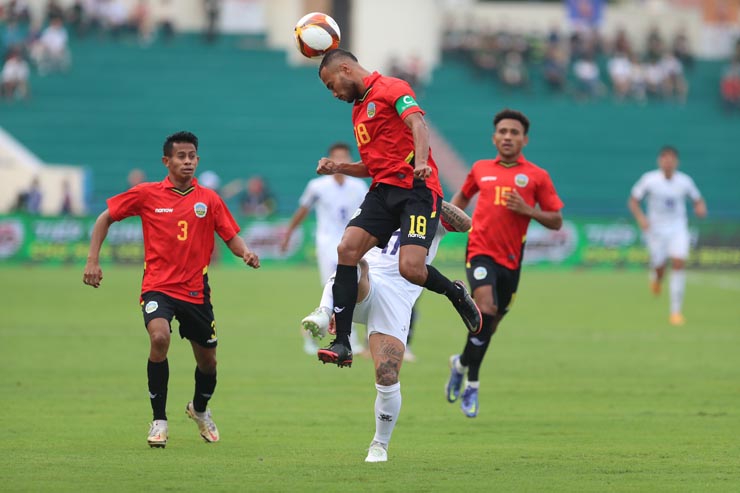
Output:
[363, 223, 447, 302]
[631, 170, 701, 230]
[298, 175, 368, 247]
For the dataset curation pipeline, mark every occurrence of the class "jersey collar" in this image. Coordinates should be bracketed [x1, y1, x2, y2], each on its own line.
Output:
[493, 154, 528, 168]
[358, 72, 381, 103]
[163, 176, 197, 195]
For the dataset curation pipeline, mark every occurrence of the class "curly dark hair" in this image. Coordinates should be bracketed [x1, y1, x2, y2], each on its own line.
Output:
[493, 109, 530, 135]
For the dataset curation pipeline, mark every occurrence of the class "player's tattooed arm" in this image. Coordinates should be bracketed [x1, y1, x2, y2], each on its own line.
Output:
[441, 200, 472, 232]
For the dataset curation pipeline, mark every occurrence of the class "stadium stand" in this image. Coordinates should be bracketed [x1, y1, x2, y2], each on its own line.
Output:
[1, 35, 738, 217]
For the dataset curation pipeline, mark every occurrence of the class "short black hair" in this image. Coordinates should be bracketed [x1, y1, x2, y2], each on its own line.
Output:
[318, 48, 357, 76]
[327, 142, 351, 154]
[493, 109, 530, 135]
[659, 145, 679, 157]
[163, 131, 198, 157]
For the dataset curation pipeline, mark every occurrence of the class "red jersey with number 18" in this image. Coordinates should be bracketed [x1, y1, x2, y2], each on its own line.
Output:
[461, 155, 563, 270]
[351, 72, 443, 197]
[107, 177, 240, 303]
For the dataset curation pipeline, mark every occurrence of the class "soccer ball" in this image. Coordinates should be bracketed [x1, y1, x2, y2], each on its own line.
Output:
[294, 12, 341, 59]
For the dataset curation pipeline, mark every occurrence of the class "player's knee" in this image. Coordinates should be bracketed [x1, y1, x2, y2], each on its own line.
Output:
[477, 299, 499, 317]
[149, 331, 170, 353]
[398, 260, 426, 285]
[199, 358, 217, 375]
[375, 359, 400, 386]
[671, 258, 686, 270]
[336, 241, 363, 264]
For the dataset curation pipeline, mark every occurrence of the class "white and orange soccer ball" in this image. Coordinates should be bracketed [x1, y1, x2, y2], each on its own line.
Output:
[294, 12, 341, 59]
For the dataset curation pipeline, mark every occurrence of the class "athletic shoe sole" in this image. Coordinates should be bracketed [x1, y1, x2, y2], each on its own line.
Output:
[317, 349, 352, 367]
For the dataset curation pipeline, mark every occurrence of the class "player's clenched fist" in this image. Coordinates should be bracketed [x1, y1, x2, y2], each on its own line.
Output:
[83, 263, 103, 288]
[242, 250, 260, 269]
[316, 158, 337, 175]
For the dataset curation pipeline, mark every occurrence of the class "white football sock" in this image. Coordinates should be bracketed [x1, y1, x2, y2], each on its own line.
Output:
[373, 382, 401, 446]
[454, 357, 466, 374]
[670, 269, 686, 314]
[318, 277, 334, 311]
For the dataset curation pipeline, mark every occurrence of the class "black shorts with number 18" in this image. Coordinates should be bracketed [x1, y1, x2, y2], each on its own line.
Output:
[348, 179, 442, 250]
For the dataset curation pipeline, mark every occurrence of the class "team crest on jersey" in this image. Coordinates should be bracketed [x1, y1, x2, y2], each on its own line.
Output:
[194, 202, 208, 218]
[145, 301, 158, 314]
[473, 266, 488, 280]
[367, 102, 376, 118]
[515, 173, 529, 188]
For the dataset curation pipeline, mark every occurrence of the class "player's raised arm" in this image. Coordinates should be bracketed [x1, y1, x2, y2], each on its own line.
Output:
[441, 200, 472, 232]
[83, 209, 116, 288]
[226, 234, 260, 269]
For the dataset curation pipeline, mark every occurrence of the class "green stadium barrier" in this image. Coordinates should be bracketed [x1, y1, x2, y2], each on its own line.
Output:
[1, 214, 738, 269]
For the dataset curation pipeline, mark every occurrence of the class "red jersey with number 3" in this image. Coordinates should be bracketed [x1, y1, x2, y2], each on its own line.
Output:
[107, 177, 240, 303]
[461, 155, 563, 269]
[352, 72, 443, 197]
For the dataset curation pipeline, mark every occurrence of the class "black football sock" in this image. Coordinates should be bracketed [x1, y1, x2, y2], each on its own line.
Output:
[147, 359, 169, 421]
[193, 367, 217, 413]
[332, 264, 358, 346]
[423, 264, 455, 295]
[459, 314, 495, 381]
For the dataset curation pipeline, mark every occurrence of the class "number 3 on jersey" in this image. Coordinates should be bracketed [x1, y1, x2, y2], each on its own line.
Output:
[354, 123, 371, 147]
[177, 220, 188, 241]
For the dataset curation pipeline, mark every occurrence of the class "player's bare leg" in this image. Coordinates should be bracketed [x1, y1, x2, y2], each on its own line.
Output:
[366, 333, 404, 463]
[318, 227, 377, 367]
[186, 343, 219, 442]
[146, 318, 170, 448]
[668, 258, 686, 326]
[651, 264, 666, 296]
[400, 244, 482, 334]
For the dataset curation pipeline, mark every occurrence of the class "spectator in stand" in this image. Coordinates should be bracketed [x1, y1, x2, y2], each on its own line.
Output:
[499, 50, 528, 90]
[156, 0, 176, 43]
[2, 19, 28, 52]
[45, 0, 65, 23]
[644, 52, 666, 99]
[101, 0, 129, 38]
[542, 42, 568, 92]
[60, 179, 74, 215]
[629, 52, 647, 103]
[672, 28, 694, 71]
[203, 0, 220, 44]
[4, 0, 32, 24]
[15, 177, 43, 214]
[241, 176, 276, 218]
[608, 48, 632, 101]
[30, 16, 70, 75]
[660, 49, 688, 102]
[573, 50, 604, 100]
[1, 47, 30, 100]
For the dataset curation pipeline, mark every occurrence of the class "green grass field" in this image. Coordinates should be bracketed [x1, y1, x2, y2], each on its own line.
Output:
[1, 265, 739, 492]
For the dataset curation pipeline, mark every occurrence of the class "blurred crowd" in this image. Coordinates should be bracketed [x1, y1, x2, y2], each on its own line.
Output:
[442, 23, 739, 108]
[0, 0, 224, 102]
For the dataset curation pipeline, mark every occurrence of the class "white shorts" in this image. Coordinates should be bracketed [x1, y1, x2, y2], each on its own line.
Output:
[645, 226, 690, 267]
[352, 272, 414, 346]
